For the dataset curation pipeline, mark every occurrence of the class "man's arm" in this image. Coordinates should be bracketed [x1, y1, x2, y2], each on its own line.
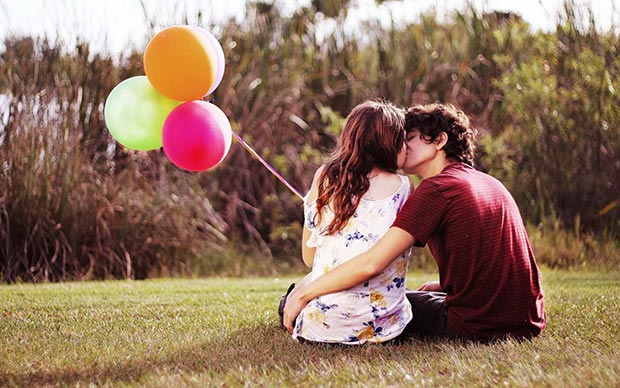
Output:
[283, 226, 415, 333]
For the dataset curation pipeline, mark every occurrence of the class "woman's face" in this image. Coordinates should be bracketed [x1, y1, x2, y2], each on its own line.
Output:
[397, 134, 408, 170]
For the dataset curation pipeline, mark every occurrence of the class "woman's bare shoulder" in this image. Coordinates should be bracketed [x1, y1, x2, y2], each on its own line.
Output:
[364, 173, 407, 200]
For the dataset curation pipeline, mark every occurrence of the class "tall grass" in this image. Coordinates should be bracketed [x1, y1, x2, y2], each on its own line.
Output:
[1, 1, 619, 281]
[0, 38, 230, 282]
[487, 9, 620, 233]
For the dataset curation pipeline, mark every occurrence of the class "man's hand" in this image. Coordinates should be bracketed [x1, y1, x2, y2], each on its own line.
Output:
[417, 280, 442, 291]
[283, 287, 307, 333]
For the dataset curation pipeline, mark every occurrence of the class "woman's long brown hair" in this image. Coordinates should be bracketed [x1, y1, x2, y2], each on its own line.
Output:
[314, 100, 405, 235]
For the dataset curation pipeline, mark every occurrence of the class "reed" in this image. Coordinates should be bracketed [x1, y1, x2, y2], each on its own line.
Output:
[1, 1, 618, 281]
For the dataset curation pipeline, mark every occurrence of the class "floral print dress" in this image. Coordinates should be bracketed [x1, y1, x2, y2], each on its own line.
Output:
[293, 174, 412, 344]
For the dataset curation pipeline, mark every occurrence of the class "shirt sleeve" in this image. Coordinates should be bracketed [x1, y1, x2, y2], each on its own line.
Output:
[392, 179, 447, 246]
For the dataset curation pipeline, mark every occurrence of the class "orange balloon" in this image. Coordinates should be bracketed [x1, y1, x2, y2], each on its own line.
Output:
[144, 26, 217, 101]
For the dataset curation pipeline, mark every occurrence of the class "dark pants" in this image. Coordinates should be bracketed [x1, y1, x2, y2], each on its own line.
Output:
[400, 290, 459, 340]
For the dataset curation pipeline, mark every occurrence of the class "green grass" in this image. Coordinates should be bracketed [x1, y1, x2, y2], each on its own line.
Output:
[1, 270, 619, 387]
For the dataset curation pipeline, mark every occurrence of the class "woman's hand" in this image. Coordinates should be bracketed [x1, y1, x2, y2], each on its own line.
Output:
[283, 287, 307, 333]
[417, 280, 442, 291]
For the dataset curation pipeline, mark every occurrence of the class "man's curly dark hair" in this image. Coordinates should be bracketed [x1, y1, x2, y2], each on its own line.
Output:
[405, 103, 477, 166]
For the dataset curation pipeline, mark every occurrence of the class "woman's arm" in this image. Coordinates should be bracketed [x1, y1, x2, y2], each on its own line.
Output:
[301, 226, 316, 267]
[301, 167, 322, 267]
[417, 281, 442, 291]
[283, 226, 415, 333]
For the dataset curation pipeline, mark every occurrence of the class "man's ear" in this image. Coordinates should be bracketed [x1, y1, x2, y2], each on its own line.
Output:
[435, 132, 448, 150]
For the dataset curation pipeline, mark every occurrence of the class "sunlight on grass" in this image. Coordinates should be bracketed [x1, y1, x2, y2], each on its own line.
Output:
[1, 270, 619, 387]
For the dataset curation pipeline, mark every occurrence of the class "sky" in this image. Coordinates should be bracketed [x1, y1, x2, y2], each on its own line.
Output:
[0, 0, 618, 56]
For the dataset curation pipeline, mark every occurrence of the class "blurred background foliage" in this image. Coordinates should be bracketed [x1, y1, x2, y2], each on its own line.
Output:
[0, 0, 618, 282]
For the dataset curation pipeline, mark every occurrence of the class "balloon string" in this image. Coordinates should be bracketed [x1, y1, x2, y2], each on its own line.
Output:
[231, 130, 304, 201]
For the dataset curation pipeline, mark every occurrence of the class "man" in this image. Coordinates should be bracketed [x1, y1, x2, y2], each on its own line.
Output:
[283, 103, 546, 341]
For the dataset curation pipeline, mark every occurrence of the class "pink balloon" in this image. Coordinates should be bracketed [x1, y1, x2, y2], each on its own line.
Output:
[162, 101, 232, 172]
[191, 27, 225, 96]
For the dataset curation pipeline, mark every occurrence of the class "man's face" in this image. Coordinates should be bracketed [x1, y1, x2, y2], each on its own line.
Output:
[402, 129, 436, 175]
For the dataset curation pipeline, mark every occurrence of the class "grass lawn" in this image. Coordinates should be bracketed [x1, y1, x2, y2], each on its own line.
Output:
[1, 269, 619, 387]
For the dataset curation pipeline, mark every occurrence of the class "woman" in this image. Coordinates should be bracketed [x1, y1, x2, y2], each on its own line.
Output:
[280, 100, 412, 344]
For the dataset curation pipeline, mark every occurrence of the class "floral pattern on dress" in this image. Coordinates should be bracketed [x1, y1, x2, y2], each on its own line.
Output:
[294, 175, 413, 344]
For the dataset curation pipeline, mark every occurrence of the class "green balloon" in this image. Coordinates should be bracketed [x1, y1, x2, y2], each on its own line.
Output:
[104, 76, 181, 151]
